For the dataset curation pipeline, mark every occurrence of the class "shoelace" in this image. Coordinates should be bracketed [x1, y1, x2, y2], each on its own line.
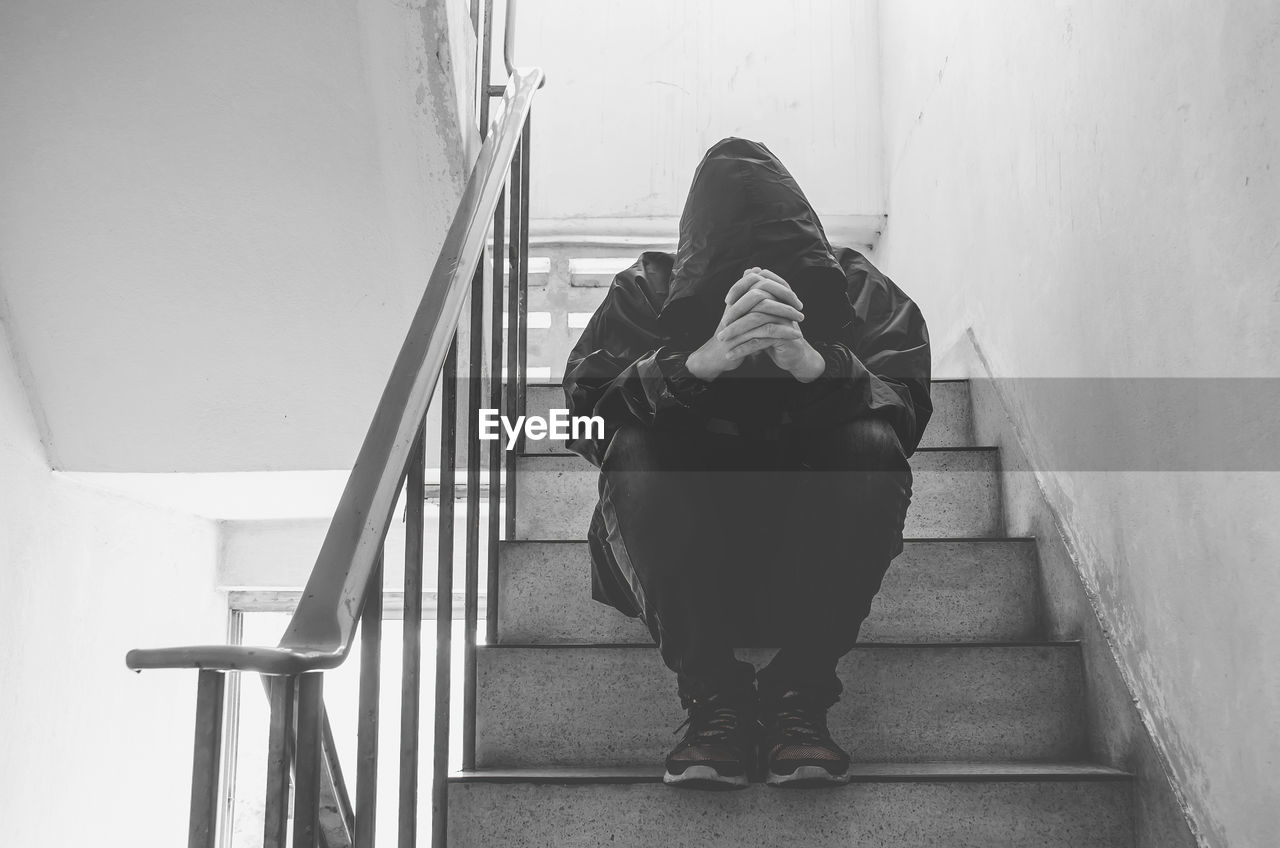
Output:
[673, 702, 744, 743]
[770, 697, 830, 745]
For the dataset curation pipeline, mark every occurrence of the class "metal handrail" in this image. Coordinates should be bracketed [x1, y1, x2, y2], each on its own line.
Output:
[128, 5, 539, 845]
[503, 0, 545, 87]
[125, 66, 543, 677]
[503, 0, 518, 75]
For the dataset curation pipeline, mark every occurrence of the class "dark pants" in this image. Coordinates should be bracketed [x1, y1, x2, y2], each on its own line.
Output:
[596, 417, 913, 708]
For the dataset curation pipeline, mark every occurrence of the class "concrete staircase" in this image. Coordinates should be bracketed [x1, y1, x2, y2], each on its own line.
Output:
[447, 372, 1135, 844]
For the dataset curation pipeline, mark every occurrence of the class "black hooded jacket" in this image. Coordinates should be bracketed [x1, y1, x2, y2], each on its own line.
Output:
[563, 138, 933, 466]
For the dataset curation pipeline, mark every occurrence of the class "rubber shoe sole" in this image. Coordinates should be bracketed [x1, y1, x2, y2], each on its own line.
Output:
[663, 764, 749, 790]
[765, 764, 851, 788]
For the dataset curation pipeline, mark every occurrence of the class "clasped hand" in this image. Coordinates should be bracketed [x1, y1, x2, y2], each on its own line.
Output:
[685, 267, 825, 383]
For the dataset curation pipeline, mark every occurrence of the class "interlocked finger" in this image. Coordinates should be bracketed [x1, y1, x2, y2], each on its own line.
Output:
[753, 268, 795, 288]
[725, 273, 804, 310]
[724, 337, 777, 362]
[716, 297, 803, 333]
[722, 286, 803, 327]
[718, 309, 795, 343]
[725, 321, 802, 357]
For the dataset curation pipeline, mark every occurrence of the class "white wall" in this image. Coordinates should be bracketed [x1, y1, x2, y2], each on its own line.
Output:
[875, 2, 1280, 845]
[0, 0, 476, 472]
[0, 308, 227, 846]
[511, 0, 884, 245]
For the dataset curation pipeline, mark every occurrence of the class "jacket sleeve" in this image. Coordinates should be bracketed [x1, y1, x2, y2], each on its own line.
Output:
[562, 283, 709, 467]
[785, 255, 933, 455]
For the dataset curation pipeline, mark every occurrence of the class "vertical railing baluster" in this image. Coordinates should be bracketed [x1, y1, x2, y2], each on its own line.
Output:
[263, 676, 296, 848]
[463, 262, 486, 770]
[400, 425, 426, 848]
[478, 0, 494, 135]
[503, 134, 524, 540]
[319, 710, 355, 847]
[294, 674, 325, 848]
[486, 180, 506, 645]
[517, 111, 531, 432]
[354, 549, 383, 847]
[461, 11, 498, 771]
[220, 615, 244, 848]
[431, 339, 459, 848]
[190, 669, 225, 848]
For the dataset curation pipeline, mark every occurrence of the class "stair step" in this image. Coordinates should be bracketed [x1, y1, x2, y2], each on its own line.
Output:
[496, 539, 1041, 644]
[452, 761, 1132, 783]
[513, 449, 1003, 541]
[522, 379, 976, 453]
[448, 764, 1133, 848]
[474, 644, 1084, 767]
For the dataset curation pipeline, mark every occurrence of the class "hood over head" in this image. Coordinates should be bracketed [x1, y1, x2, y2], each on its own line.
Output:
[660, 138, 853, 342]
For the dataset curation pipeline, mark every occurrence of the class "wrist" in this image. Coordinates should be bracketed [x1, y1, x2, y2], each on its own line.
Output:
[790, 344, 826, 383]
[685, 348, 723, 382]
[656, 349, 713, 407]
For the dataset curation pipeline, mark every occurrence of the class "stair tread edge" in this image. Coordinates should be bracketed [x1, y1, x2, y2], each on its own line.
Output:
[450, 762, 1133, 784]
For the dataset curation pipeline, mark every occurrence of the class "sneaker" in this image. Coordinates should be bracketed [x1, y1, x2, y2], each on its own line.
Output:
[759, 689, 851, 786]
[663, 690, 756, 789]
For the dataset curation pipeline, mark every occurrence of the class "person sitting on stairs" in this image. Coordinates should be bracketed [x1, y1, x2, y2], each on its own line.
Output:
[562, 137, 933, 788]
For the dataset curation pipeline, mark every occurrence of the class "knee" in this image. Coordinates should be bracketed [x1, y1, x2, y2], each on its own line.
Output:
[601, 424, 688, 473]
[813, 419, 913, 535]
[599, 425, 704, 531]
[822, 418, 908, 472]
[602, 424, 647, 471]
